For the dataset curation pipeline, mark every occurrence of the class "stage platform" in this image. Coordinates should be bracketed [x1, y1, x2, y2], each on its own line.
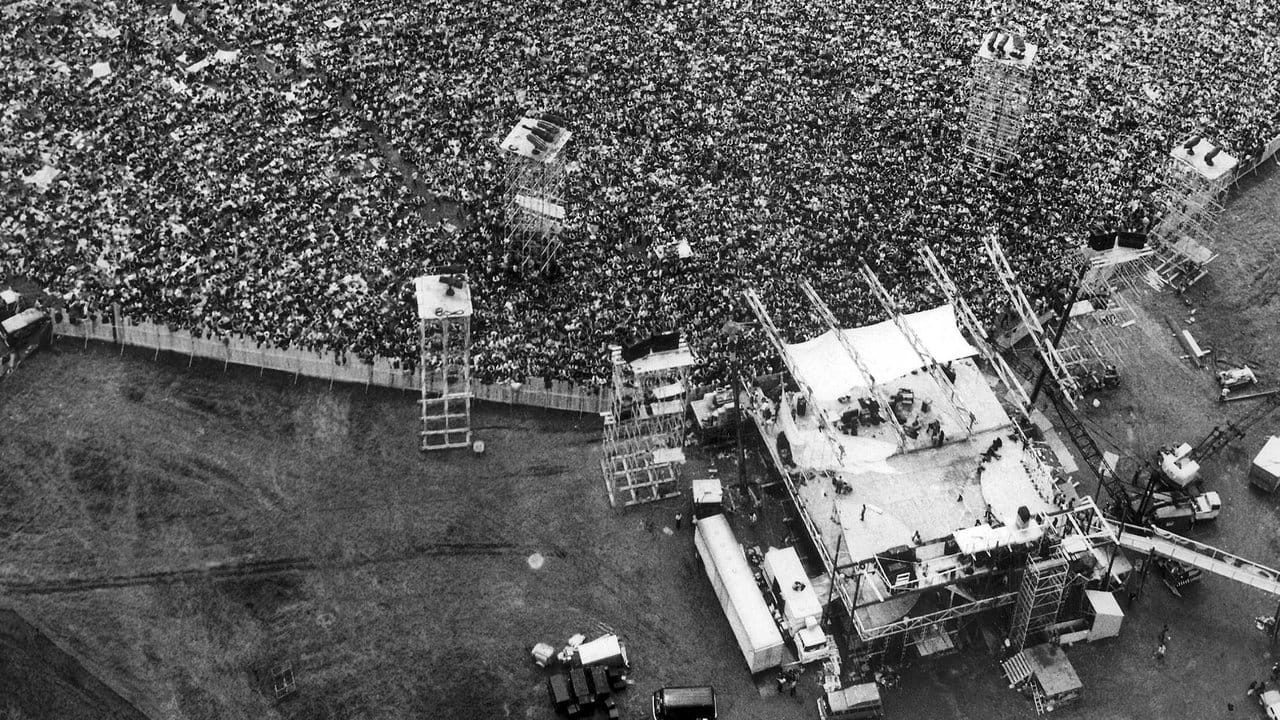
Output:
[758, 357, 1057, 632]
[781, 357, 1014, 469]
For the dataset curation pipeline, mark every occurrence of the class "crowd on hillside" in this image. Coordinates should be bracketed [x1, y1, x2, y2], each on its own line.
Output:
[2, 0, 1278, 385]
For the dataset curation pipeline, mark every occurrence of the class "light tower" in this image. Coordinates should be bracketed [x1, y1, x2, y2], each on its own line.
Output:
[1149, 134, 1238, 290]
[500, 114, 572, 272]
[600, 334, 696, 508]
[961, 30, 1037, 174]
[414, 272, 473, 451]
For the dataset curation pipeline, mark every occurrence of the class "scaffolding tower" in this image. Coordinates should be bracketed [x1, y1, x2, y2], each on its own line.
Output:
[414, 273, 473, 450]
[858, 264, 977, 435]
[1148, 135, 1238, 290]
[501, 114, 572, 272]
[601, 338, 695, 507]
[961, 30, 1037, 173]
[980, 235, 1083, 409]
[1008, 554, 1069, 651]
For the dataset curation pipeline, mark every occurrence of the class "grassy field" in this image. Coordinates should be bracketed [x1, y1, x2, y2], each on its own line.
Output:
[1, 166, 1279, 720]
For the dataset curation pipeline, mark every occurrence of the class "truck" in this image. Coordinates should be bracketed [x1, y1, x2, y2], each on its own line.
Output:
[1131, 490, 1221, 529]
[761, 547, 832, 664]
[0, 292, 52, 378]
[693, 514, 785, 673]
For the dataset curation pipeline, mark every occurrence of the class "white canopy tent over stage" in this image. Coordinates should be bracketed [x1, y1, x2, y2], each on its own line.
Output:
[770, 303, 1018, 474]
[784, 304, 978, 404]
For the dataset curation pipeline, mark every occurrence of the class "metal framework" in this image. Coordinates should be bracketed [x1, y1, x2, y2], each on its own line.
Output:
[501, 115, 571, 272]
[1008, 554, 1069, 650]
[742, 288, 847, 463]
[416, 274, 473, 450]
[1148, 136, 1237, 290]
[961, 30, 1036, 173]
[1056, 288, 1137, 373]
[918, 245, 1030, 413]
[855, 591, 1018, 641]
[980, 235, 1082, 408]
[600, 341, 694, 507]
[798, 280, 908, 450]
[858, 264, 976, 434]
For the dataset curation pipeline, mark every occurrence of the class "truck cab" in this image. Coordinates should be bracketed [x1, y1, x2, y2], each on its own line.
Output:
[762, 547, 832, 664]
[1143, 491, 1221, 529]
[1260, 688, 1280, 720]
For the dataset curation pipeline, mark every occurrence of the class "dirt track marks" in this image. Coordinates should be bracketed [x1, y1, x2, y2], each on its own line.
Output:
[2, 541, 524, 595]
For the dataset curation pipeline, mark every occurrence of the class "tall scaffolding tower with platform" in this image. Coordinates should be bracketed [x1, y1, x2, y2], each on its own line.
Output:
[961, 30, 1037, 174]
[1148, 135, 1238, 290]
[414, 272, 473, 451]
[501, 114, 572, 272]
[600, 335, 695, 508]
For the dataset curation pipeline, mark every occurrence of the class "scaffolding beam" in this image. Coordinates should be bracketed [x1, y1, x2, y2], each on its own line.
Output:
[857, 264, 976, 434]
[798, 280, 908, 449]
[918, 244, 1031, 413]
[742, 288, 847, 464]
[980, 234, 1082, 408]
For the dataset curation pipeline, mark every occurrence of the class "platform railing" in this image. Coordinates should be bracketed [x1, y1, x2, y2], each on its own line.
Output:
[53, 313, 611, 414]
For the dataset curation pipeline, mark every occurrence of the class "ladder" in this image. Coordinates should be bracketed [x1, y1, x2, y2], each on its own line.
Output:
[1008, 554, 1069, 651]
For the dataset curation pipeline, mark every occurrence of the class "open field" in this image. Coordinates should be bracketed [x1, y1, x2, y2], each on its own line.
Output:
[1, 166, 1278, 720]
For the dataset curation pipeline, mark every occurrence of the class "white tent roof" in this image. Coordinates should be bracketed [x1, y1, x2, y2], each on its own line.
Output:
[1085, 589, 1123, 619]
[1254, 437, 1280, 481]
[784, 304, 978, 404]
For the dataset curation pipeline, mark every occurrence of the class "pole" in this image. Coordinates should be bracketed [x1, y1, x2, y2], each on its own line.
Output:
[1029, 266, 1087, 406]
[823, 532, 846, 626]
[736, 373, 746, 491]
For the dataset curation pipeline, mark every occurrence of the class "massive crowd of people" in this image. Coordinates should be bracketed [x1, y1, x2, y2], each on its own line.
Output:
[2, 0, 1277, 385]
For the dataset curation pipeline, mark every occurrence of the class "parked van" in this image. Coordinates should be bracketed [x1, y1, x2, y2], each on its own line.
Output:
[652, 686, 716, 720]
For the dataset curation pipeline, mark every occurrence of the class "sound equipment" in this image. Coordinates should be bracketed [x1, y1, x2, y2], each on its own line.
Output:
[649, 331, 680, 353]
[1088, 232, 1116, 251]
[620, 338, 651, 363]
[1116, 232, 1147, 249]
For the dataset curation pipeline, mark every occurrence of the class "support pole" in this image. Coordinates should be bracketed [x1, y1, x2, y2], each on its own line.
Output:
[1029, 267, 1087, 406]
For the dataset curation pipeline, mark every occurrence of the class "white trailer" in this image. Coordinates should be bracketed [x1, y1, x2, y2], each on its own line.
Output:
[694, 514, 785, 673]
[762, 547, 832, 664]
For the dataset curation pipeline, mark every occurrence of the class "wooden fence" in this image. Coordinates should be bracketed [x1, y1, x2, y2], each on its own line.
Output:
[54, 313, 611, 414]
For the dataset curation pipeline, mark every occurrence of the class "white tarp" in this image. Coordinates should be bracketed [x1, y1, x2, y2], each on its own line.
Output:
[1253, 436, 1280, 484]
[953, 520, 1044, 554]
[784, 305, 977, 404]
